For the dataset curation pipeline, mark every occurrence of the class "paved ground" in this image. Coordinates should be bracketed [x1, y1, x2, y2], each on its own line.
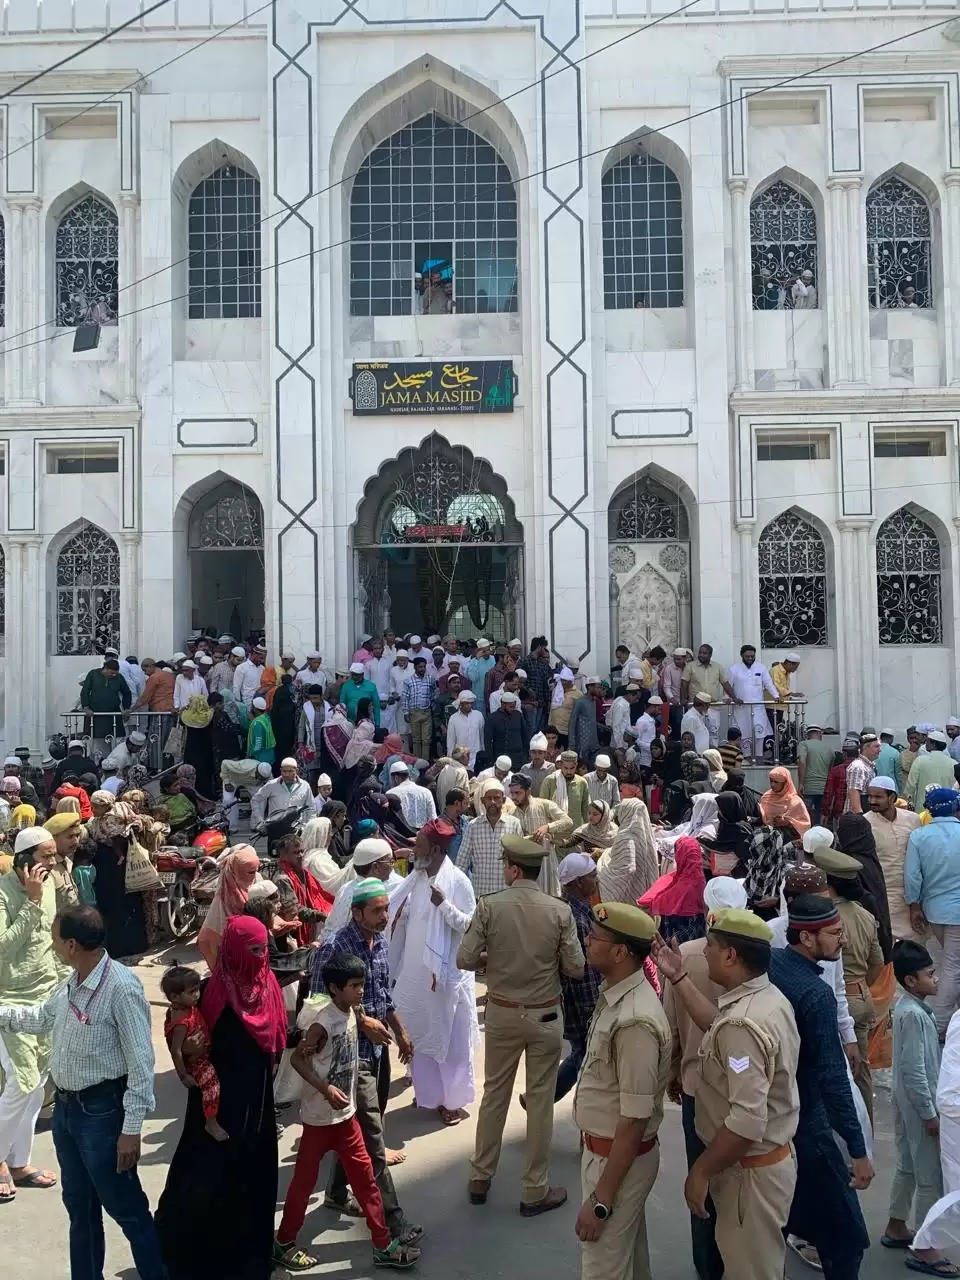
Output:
[0, 938, 949, 1278]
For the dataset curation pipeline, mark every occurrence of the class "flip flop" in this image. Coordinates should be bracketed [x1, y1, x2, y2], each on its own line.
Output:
[0, 1175, 15, 1205]
[881, 1234, 914, 1249]
[906, 1260, 960, 1277]
[11, 1170, 56, 1189]
[437, 1106, 462, 1127]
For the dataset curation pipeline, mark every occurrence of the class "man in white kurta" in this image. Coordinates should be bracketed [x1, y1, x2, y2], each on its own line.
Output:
[388, 819, 478, 1120]
[727, 645, 778, 759]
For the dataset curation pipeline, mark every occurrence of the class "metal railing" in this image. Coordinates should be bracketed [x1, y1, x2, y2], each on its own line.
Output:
[701, 699, 808, 765]
[58, 711, 175, 775]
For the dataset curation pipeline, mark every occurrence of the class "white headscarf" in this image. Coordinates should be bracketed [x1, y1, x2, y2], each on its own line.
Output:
[598, 798, 658, 903]
[703, 876, 748, 913]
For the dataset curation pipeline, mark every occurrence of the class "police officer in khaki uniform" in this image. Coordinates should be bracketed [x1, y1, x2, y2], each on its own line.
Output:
[458, 833, 585, 1214]
[655, 908, 801, 1280]
[573, 902, 671, 1280]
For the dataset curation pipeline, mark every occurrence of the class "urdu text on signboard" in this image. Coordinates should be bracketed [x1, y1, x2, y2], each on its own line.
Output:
[350, 361, 515, 416]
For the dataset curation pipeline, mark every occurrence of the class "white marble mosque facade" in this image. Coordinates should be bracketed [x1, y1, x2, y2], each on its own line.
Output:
[0, 0, 959, 753]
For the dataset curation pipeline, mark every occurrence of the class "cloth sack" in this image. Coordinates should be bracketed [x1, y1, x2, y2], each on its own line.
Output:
[164, 720, 186, 759]
[181, 695, 213, 729]
[124, 835, 162, 893]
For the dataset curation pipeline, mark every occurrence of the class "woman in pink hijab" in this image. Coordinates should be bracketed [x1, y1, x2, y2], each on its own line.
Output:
[638, 836, 707, 943]
[197, 844, 259, 969]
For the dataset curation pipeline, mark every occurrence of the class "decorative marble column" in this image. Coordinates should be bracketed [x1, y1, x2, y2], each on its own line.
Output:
[728, 179, 753, 393]
[836, 519, 874, 730]
[3, 540, 25, 748]
[826, 177, 868, 387]
[734, 521, 759, 643]
[10, 537, 45, 751]
[5, 196, 42, 406]
[120, 532, 141, 656]
[943, 173, 960, 385]
[118, 194, 140, 402]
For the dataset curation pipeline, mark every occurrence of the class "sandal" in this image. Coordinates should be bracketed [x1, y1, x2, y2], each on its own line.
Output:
[323, 1192, 364, 1217]
[437, 1106, 462, 1127]
[395, 1221, 424, 1246]
[374, 1240, 421, 1270]
[786, 1237, 822, 1271]
[272, 1240, 317, 1272]
[906, 1260, 960, 1277]
[0, 1173, 15, 1205]
[881, 1233, 914, 1249]
[12, 1169, 57, 1189]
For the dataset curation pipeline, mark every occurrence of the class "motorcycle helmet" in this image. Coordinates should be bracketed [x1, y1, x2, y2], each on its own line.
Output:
[193, 828, 228, 856]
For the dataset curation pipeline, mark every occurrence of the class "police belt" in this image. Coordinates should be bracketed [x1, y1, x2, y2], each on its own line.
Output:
[739, 1142, 791, 1169]
[582, 1131, 657, 1158]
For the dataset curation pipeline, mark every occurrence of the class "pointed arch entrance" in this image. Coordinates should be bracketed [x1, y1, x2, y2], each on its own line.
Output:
[353, 434, 524, 641]
[187, 479, 265, 640]
[608, 470, 694, 656]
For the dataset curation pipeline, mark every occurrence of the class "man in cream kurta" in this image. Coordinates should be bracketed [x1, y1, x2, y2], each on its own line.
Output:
[388, 820, 478, 1121]
[509, 775, 573, 898]
[866, 777, 922, 940]
[0, 828, 65, 1192]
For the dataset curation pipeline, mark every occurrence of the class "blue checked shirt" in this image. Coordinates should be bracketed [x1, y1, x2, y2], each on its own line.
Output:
[0, 951, 155, 1134]
[401, 672, 435, 714]
[562, 895, 603, 1044]
[311, 921, 394, 1063]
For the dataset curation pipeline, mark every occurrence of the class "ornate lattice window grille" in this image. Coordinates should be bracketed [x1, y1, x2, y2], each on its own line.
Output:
[188, 164, 262, 319]
[602, 152, 684, 310]
[349, 112, 518, 317]
[876, 507, 942, 644]
[750, 181, 818, 310]
[866, 176, 932, 309]
[188, 485, 264, 550]
[608, 476, 689, 542]
[758, 510, 828, 647]
[56, 525, 120, 655]
[379, 455, 509, 545]
[55, 196, 119, 327]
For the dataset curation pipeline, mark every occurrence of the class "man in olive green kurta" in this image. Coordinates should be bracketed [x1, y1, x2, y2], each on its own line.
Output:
[0, 828, 65, 1191]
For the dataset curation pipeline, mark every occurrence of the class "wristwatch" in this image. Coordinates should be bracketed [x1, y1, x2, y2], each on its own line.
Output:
[590, 1192, 611, 1221]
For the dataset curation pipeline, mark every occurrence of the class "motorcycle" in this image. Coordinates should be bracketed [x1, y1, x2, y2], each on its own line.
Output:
[156, 827, 230, 939]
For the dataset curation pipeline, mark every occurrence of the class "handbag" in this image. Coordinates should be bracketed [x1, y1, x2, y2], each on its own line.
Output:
[163, 720, 186, 759]
[124, 835, 162, 893]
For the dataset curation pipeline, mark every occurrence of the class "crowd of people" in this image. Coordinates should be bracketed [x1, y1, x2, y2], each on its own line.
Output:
[5, 626, 960, 1277]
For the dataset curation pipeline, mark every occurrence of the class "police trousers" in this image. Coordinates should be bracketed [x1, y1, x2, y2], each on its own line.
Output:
[579, 1142, 659, 1280]
[470, 1000, 563, 1204]
[710, 1155, 796, 1280]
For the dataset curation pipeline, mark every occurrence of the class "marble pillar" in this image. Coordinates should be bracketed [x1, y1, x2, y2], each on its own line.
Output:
[728, 179, 753, 392]
[11, 537, 45, 752]
[120, 532, 141, 656]
[734, 521, 759, 643]
[943, 173, 960, 386]
[119, 194, 140, 403]
[836, 519, 872, 730]
[827, 177, 868, 387]
[5, 197, 42, 406]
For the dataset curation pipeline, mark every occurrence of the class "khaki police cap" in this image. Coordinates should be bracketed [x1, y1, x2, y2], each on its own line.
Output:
[811, 846, 862, 881]
[708, 908, 773, 943]
[592, 902, 657, 943]
[501, 833, 547, 866]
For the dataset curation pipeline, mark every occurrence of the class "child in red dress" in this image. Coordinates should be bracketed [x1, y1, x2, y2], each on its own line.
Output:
[161, 964, 228, 1142]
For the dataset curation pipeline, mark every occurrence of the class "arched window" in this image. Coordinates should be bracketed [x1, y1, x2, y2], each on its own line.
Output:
[188, 480, 264, 550]
[188, 164, 261, 319]
[758, 510, 827, 647]
[608, 474, 689, 541]
[866, 175, 932, 309]
[750, 180, 818, 310]
[55, 525, 120, 655]
[602, 152, 683, 309]
[876, 507, 942, 644]
[55, 195, 118, 326]
[350, 112, 517, 316]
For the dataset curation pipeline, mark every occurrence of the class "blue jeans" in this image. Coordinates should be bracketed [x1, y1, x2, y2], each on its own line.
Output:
[554, 1038, 585, 1102]
[803, 794, 823, 826]
[52, 1078, 167, 1280]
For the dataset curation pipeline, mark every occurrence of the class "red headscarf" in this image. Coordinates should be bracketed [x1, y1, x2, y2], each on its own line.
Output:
[280, 859, 334, 947]
[638, 836, 706, 919]
[200, 916, 287, 1056]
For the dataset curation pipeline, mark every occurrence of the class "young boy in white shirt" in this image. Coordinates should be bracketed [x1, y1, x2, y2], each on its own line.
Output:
[273, 954, 421, 1271]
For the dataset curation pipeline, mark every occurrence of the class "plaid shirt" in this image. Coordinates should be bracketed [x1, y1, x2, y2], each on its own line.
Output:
[844, 756, 876, 811]
[455, 812, 522, 896]
[311, 921, 394, 1063]
[402, 672, 435, 714]
[562, 895, 603, 1044]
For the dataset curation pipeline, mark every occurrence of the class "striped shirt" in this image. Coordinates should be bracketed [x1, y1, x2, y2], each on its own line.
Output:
[455, 813, 523, 897]
[402, 673, 435, 713]
[0, 951, 155, 1135]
